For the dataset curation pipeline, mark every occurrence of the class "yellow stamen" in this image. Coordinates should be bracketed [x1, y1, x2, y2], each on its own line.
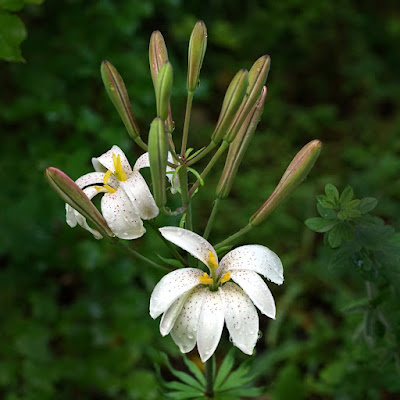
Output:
[94, 184, 116, 194]
[199, 273, 213, 285]
[208, 251, 218, 269]
[103, 169, 113, 185]
[220, 271, 231, 284]
[112, 153, 127, 181]
[104, 184, 116, 193]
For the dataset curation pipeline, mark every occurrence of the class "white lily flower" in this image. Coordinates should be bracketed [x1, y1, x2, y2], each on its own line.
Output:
[66, 145, 160, 240]
[150, 227, 284, 362]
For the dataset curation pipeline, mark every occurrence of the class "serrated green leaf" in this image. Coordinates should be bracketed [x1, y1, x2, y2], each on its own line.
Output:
[346, 209, 361, 218]
[157, 254, 185, 268]
[305, 217, 337, 233]
[328, 224, 343, 248]
[359, 197, 378, 214]
[218, 360, 253, 391]
[214, 348, 236, 389]
[163, 380, 203, 393]
[317, 203, 337, 219]
[339, 185, 354, 205]
[166, 389, 204, 399]
[0, 11, 27, 62]
[182, 356, 206, 387]
[317, 195, 336, 209]
[325, 184, 339, 201]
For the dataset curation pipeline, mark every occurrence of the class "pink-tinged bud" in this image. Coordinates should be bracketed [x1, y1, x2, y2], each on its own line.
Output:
[250, 140, 322, 226]
[224, 55, 270, 143]
[149, 31, 174, 133]
[187, 20, 207, 93]
[216, 86, 267, 200]
[101, 60, 141, 141]
[45, 167, 114, 238]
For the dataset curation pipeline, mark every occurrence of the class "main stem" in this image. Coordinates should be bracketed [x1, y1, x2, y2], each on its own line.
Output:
[181, 91, 194, 158]
[203, 198, 221, 240]
[178, 166, 193, 231]
[205, 357, 214, 398]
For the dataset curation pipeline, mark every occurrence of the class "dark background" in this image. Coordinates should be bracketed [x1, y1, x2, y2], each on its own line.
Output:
[1, 0, 399, 398]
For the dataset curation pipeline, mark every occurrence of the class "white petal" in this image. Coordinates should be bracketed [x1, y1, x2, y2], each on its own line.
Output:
[197, 289, 225, 362]
[230, 270, 276, 319]
[91, 145, 132, 175]
[150, 268, 203, 319]
[170, 286, 207, 353]
[166, 152, 180, 194]
[159, 227, 217, 269]
[74, 172, 105, 188]
[220, 283, 259, 355]
[120, 172, 158, 220]
[100, 189, 145, 240]
[219, 244, 284, 285]
[65, 186, 103, 240]
[133, 152, 150, 170]
[160, 291, 191, 337]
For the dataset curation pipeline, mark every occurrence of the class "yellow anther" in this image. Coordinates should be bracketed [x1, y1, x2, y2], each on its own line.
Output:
[199, 273, 213, 285]
[103, 170, 113, 185]
[94, 184, 116, 194]
[220, 271, 231, 284]
[104, 184, 116, 193]
[112, 153, 127, 181]
[208, 251, 218, 269]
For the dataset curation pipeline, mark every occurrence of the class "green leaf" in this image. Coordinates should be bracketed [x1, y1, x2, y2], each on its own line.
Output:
[182, 356, 206, 387]
[317, 203, 337, 219]
[328, 224, 343, 248]
[345, 209, 361, 218]
[166, 389, 204, 399]
[339, 185, 354, 205]
[359, 197, 378, 214]
[305, 217, 337, 233]
[317, 195, 336, 209]
[0, 0, 24, 11]
[0, 11, 27, 62]
[218, 360, 253, 391]
[214, 348, 236, 389]
[346, 199, 361, 210]
[223, 386, 266, 397]
[157, 254, 185, 268]
[325, 184, 339, 201]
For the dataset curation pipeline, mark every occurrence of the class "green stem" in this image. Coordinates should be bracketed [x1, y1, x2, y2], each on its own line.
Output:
[186, 141, 217, 166]
[178, 166, 193, 231]
[181, 90, 194, 158]
[205, 356, 214, 398]
[147, 220, 188, 267]
[189, 141, 229, 197]
[116, 241, 171, 271]
[134, 137, 148, 152]
[214, 223, 253, 251]
[203, 198, 221, 240]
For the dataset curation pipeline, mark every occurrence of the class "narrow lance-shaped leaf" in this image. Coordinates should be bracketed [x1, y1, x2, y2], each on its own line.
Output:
[101, 60, 141, 141]
[250, 139, 322, 226]
[45, 167, 114, 238]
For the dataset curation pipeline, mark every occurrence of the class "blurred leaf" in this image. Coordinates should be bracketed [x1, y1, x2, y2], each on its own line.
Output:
[0, 10, 27, 62]
[324, 184, 339, 202]
[339, 185, 354, 205]
[305, 217, 337, 232]
[0, 0, 24, 11]
[359, 197, 378, 214]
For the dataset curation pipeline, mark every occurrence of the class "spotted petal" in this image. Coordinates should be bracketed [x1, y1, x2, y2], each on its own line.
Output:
[150, 268, 203, 319]
[221, 282, 259, 355]
[74, 172, 105, 189]
[197, 289, 225, 362]
[133, 152, 150, 171]
[92, 145, 132, 175]
[170, 286, 206, 353]
[120, 171, 158, 220]
[230, 270, 276, 319]
[159, 227, 218, 269]
[219, 244, 284, 285]
[100, 188, 145, 239]
[160, 292, 191, 337]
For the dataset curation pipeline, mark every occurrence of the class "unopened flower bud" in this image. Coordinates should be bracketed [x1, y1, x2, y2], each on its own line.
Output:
[187, 20, 207, 93]
[148, 117, 168, 208]
[216, 86, 267, 200]
[101, 60, 141, 141]
[225, 55, 270, 143]
[250, 140, 322, 226]
[155, 61, 173, 121]
[45, 167, 113, 238]
[149, 31, 174, 133]
[211, 69, 249, 144]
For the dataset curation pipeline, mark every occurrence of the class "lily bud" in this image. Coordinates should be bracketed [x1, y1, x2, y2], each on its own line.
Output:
[187, 20, 207, 93]
[148, 117, 168, 208]
[211, 69, 249, 144]
[224, 55, 270, 143]
[101, 60, 140, 141]
[149, 30, 169, 89]
[45, 167, 113, 238]
[216, 86, 267, 200]
[155, 61, 173, 121]
[250, 140, 322, 226]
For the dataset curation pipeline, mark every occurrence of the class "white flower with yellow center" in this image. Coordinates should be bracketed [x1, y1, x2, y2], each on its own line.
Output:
[66, 145, 160, 240]
[150, 227, 284, 362]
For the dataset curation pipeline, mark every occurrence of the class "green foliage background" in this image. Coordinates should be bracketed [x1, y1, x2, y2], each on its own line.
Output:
[1, 0, 399, 399]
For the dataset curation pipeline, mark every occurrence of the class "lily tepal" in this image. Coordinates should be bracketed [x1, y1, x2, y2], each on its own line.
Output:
[150, 227, 284, 362]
